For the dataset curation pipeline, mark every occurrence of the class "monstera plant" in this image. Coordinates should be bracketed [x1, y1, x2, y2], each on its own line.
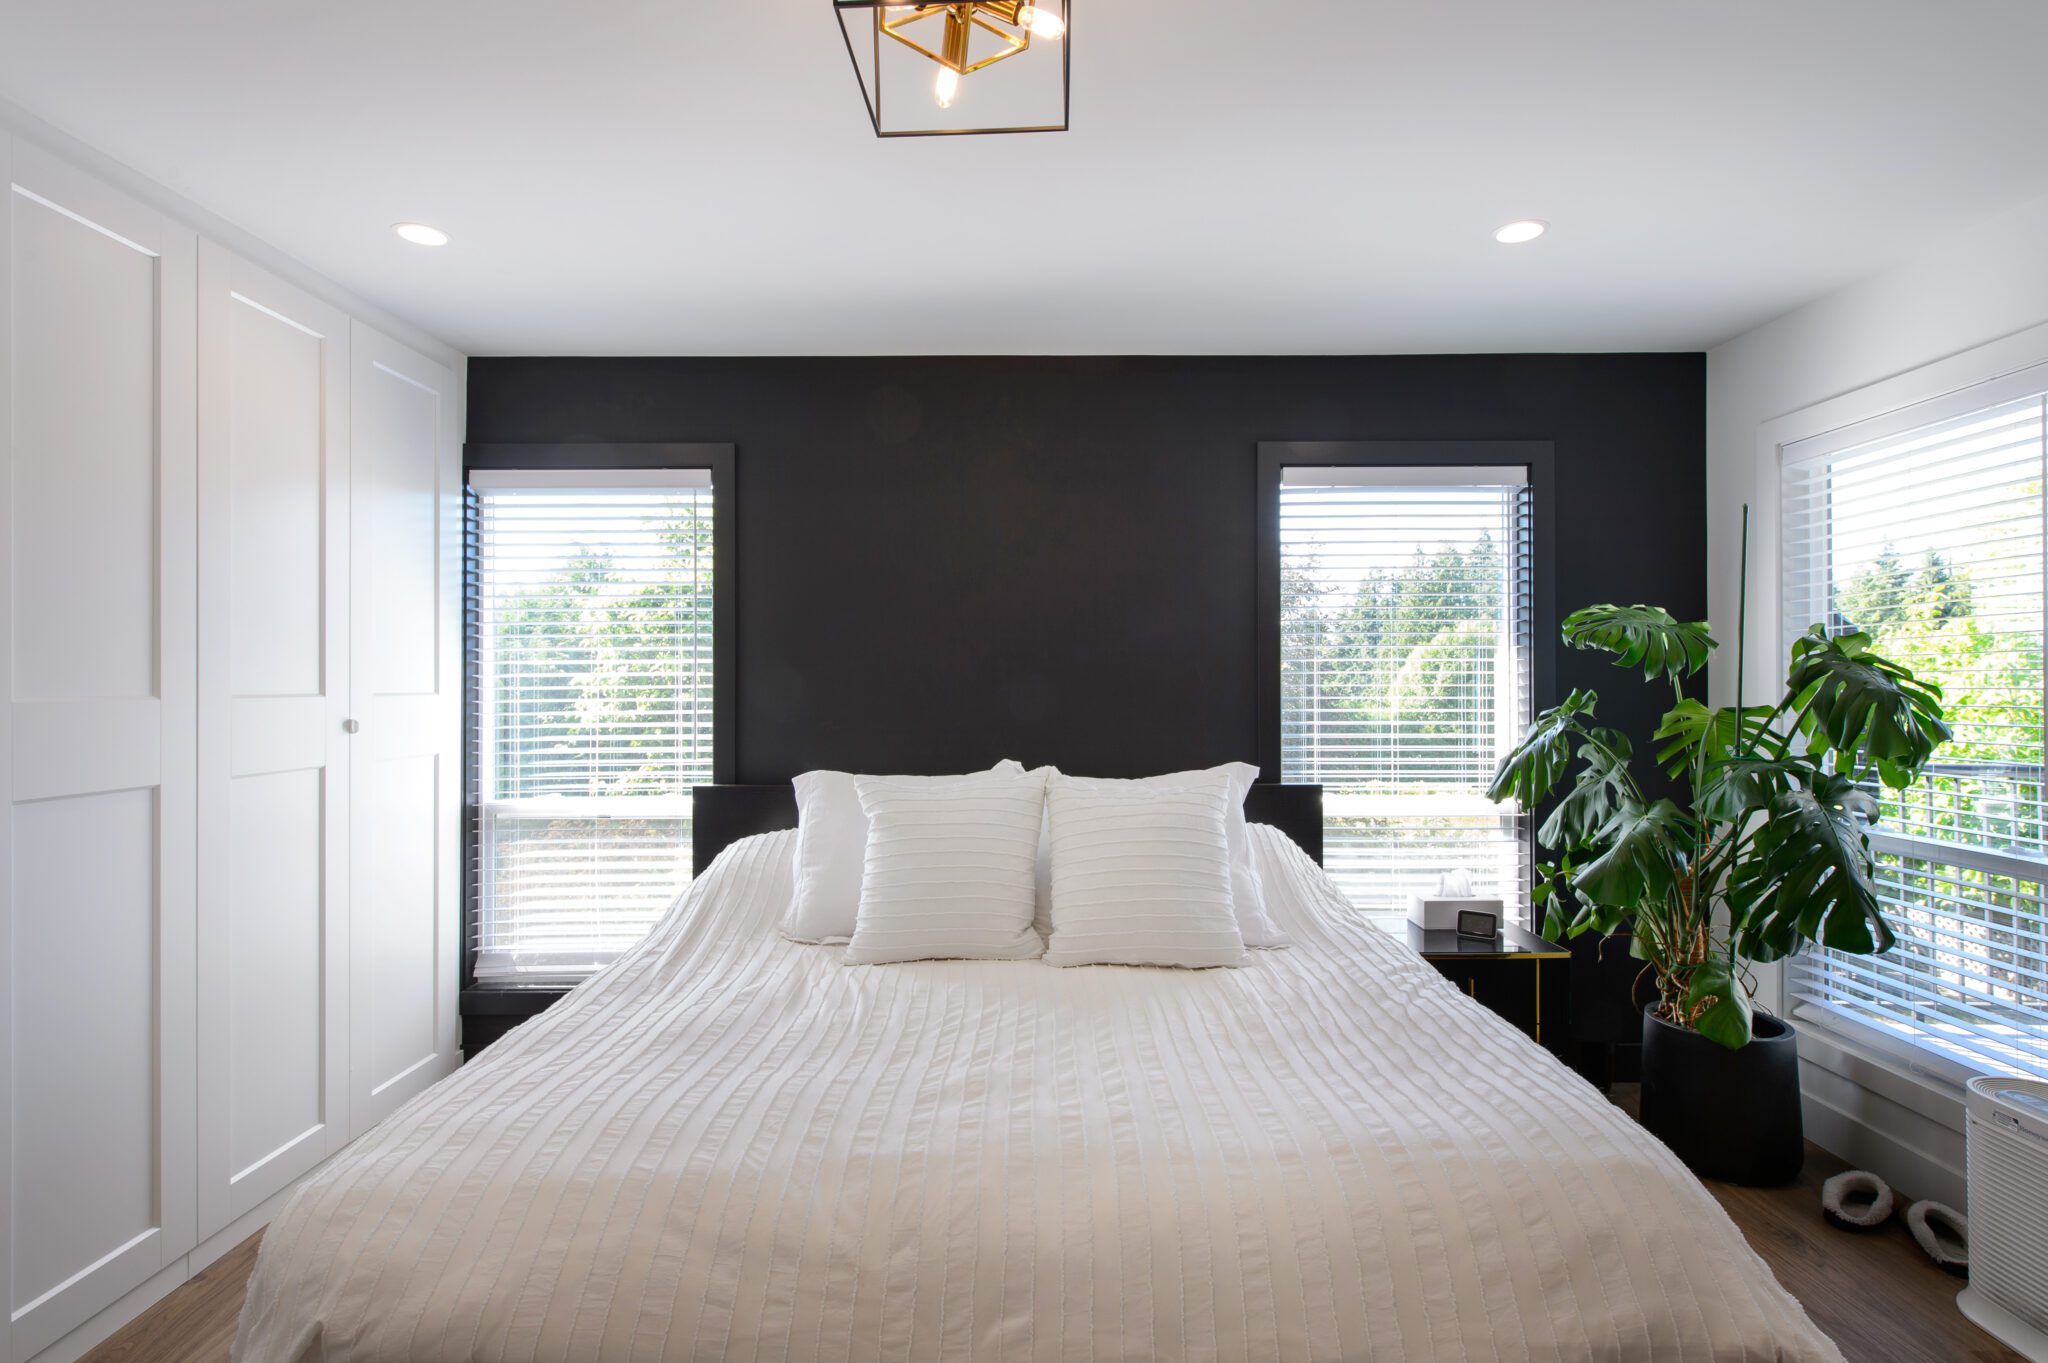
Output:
[1487, 604, 1952, 1052]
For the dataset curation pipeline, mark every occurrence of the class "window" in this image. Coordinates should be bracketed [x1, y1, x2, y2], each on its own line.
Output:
[1277, 465, 1534, 915]
[470, 468, 717, 982]
[1781, 373, 2048, 1079]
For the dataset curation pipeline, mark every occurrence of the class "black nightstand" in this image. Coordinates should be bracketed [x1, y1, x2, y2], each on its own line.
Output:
[1385, 921, 1572, 1061]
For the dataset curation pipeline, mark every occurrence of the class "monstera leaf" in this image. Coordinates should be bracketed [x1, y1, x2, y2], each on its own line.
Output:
[1785, 626, 1951, 788]
[1684, 958, 1755, 1050]
[1532, 855, 1597, 941]
[1653, 698, 1779, 775]
[1572, 798, 1690, 911]
[1487, 689, 1598, 809]
[1727, 773, 1891, 962]
[1693, 756, 1799, 824]
[1562, 605, 1716, 684]
[1538, 731, 1633, 850]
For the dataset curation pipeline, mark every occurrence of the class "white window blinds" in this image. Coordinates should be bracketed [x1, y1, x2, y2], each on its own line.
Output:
[1279, 466, 1534, 915]
[1781, 375, 2048, 1079]
[471, 469, 716, 982]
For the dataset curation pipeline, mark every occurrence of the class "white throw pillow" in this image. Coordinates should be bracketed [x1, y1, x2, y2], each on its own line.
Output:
[783, 763, 1016, 943]
[841, 767, 1050, 965]
[1012, 761, 1288, 948]
[1043, 776, 1246, 968]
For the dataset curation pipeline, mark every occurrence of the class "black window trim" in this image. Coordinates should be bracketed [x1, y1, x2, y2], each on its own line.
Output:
[1253, 439, 1557, 782]
[459, 441, 736, 1012]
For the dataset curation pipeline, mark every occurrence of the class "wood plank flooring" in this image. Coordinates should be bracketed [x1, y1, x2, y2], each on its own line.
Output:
[81, 1231, 260, 1363]
[1709, 1146, 2017, 1363]
[79, 1136, 2019, 1363]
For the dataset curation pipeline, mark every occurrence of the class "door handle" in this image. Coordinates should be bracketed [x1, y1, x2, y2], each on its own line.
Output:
[343, 718, 361, 735]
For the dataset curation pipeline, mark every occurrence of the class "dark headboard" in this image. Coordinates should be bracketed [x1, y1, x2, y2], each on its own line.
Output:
[692, 783, 1323, 872]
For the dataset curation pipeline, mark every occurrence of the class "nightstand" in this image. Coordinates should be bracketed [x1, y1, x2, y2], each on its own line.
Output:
[1382, 920, 1572, 1060]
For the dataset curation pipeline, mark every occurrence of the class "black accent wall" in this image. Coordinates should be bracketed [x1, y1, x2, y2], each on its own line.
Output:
[466, 354, 1706, 785]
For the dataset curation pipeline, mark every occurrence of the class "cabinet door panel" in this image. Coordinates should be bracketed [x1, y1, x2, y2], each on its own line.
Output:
[349, 324, 460, 1134]
[12, 792, 159, 1320]
[195, 243, 350, 1237]
[1432, 957, 1569, 1056]
[1, 137, 197, 1362]
[1444, 960, 1538, 1033]
[9, 191, 157, 702]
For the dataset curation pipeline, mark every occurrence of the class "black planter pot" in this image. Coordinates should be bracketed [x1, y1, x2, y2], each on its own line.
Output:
[1639, 1006, 1804, 1186]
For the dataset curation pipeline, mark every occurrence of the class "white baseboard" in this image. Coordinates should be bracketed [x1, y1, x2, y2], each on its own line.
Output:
[1796, 1019, 1968, 1209]
[21, 1260, 191, 1363]
[25, 1175, 308, 1363]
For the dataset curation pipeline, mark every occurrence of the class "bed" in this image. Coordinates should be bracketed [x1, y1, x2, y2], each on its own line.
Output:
[233, 790, 1841, 1362]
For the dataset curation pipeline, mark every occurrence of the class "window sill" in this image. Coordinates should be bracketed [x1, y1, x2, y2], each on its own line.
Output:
[461, 983, 572, 1017]
[1790, 1000, 2018, 1092]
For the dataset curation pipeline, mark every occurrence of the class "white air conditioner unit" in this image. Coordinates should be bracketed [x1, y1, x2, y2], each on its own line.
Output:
[1960, 1075, 2048, 1362]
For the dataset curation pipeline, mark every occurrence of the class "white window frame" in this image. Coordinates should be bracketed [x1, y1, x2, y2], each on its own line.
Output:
[467, 464, 722, 985]
[1272, 459, 1538, 919]
[1758, 319, 2048, 1089]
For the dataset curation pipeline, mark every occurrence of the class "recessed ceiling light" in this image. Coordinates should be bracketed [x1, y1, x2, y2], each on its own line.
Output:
[1493, 220, 1547, 245]
[393, 222, 449, 247]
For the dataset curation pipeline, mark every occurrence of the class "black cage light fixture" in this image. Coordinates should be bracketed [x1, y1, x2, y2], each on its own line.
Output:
[833, 1, 1070, 137]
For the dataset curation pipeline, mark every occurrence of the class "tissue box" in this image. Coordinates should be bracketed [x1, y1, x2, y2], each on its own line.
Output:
[1408, 894, 1505, 931]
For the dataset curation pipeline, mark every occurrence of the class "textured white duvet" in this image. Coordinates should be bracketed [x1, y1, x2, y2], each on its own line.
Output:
[235, 827, 1841, 1362]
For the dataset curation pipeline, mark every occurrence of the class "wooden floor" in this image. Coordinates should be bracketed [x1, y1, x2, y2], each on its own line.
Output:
[1704, 1147, 2017, 1363]
[81, 1232, 259, 1363]
[81, 1123, 2020, 1363]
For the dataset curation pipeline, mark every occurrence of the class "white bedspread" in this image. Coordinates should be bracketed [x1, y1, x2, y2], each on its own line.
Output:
[235, 827, 1841, 1362]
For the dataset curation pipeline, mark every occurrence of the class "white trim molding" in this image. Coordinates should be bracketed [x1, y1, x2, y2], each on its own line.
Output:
[1749, 315, 2048, 1209]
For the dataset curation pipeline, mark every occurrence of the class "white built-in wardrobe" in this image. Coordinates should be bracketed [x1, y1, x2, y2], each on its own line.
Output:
[0, 132, 463, 1363]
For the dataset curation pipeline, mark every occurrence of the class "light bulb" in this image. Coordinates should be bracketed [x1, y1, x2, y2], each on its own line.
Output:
[1018, 3, 1065, 38]
[933, 66, 959, 108]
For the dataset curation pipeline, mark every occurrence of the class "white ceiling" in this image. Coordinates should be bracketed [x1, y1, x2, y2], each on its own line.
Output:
[5, 0, 2046, 356]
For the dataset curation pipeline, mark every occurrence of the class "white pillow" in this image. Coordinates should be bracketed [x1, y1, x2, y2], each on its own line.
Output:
[841, 767, 1050, 965]
[1044, 776, 1246, 968]
[782, 763, 1015, 944]
[1013, 761, 1288, 948]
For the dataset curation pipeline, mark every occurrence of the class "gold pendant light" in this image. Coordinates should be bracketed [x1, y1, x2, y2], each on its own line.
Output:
[833, 1, 1070, 137]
